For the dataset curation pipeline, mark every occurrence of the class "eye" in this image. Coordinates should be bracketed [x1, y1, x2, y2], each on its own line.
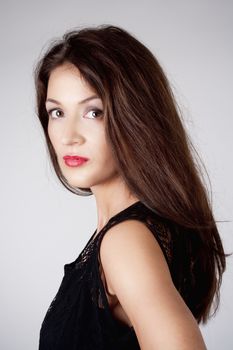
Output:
[46, 107, 103, 119]
[47, 108, 63, 119]
[84, 108, 103, 119]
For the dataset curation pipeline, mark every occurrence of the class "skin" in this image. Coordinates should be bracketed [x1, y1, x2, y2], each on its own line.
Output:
[100, 220, 207, 349]
[46, 62, 139, 233]
[46, 62, 207, 349]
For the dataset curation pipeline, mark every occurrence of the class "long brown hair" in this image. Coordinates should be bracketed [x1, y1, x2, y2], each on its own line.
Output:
[33, 24, 229, 324]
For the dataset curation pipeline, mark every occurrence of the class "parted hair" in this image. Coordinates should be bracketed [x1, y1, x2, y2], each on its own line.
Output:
[34, 24, 228, 324]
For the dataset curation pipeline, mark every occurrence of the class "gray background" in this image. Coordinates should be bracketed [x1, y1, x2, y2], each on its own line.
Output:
[0, 0, 232, 349]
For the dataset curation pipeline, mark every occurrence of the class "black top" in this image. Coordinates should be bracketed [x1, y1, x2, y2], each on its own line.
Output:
[38, 200, 175, 350]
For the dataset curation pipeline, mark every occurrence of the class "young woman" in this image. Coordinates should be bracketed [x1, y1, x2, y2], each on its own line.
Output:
[34, 24, 227, 349]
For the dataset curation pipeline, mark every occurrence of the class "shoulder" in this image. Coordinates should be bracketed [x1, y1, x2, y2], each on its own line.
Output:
[99, 219, 172, 296]
[99, 218, 168, 262]
[100, 219, 206, 349]
[99, 218, 171, 276]
[99, 219, 206, 348]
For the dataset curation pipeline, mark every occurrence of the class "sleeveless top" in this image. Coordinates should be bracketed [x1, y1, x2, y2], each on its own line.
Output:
[38, 200, 176, 350]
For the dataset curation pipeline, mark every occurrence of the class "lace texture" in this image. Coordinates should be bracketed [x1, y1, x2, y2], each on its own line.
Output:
[38, 200, 174, 350]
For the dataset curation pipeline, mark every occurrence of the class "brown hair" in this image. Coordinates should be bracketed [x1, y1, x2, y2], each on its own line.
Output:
[33, 24, 229, 324]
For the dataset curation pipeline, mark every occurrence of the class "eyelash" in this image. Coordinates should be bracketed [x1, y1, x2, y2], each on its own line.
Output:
[47, 108, 103, 119]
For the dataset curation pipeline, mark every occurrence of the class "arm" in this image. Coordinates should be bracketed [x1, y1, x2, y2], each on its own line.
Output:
[99, 219, 207, 350]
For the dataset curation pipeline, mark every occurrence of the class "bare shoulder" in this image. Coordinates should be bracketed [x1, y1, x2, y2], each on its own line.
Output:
[99, 219, 207, 349]
[99, 219, 172, 291]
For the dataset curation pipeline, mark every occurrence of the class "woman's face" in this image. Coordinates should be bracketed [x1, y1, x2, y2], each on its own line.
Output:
[46, 63, 119, 190]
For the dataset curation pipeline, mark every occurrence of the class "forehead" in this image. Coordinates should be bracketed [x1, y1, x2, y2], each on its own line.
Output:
[50, 62, 81, 77]
[47, 63, 95, 96]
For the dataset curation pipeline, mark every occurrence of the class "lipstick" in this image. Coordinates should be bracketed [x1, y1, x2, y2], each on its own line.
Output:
[63, 155, 89, 167]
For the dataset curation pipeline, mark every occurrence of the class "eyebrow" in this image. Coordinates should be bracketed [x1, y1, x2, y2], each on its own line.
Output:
[45, 95, 101, 106]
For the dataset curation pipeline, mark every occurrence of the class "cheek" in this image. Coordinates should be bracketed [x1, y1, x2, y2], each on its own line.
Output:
[47, 123, 57, 146]
[47, 128, 60, 157]
[96, 136, 112, 158]
[99, 141, 117, 169]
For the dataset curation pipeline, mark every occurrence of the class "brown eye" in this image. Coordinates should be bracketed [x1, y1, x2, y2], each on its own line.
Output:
[47, 108, 63, 119]
[85, 108, 103, 119]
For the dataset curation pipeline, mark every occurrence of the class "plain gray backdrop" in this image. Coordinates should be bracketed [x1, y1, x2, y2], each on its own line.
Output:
[0, 0, 232, 349]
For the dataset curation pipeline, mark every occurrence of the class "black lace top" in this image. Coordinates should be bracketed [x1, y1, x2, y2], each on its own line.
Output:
[38, 200, 175, 350]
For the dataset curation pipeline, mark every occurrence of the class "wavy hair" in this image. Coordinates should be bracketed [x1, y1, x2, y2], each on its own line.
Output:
[33, 24, 229, 323]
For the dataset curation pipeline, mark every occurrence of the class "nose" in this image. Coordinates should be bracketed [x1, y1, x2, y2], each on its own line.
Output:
[61, 118, 85, 146]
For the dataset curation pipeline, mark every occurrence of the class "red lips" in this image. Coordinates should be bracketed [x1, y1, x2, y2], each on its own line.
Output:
[63, 155, 89, 161]
[63, 155, 89, 167]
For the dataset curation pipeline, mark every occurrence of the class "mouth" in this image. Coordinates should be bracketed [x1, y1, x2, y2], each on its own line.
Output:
[63, 155, 89, 167]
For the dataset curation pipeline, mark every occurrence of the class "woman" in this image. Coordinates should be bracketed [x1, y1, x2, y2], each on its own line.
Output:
[34, 24, 227, 349]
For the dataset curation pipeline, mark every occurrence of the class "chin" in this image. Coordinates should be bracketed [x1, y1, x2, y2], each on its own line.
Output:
[66, 179, 90, 188]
